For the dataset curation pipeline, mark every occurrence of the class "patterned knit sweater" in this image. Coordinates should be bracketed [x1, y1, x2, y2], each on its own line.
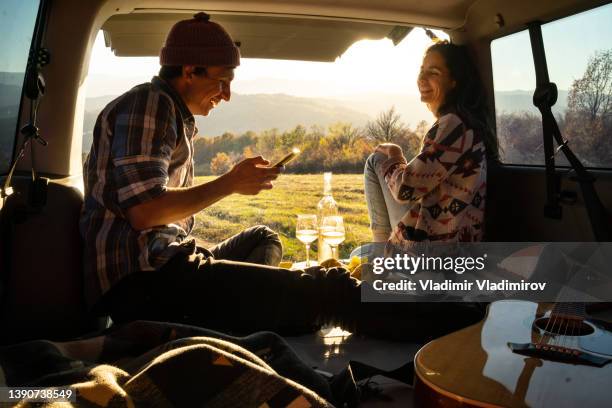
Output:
[378, 113, 487, 247]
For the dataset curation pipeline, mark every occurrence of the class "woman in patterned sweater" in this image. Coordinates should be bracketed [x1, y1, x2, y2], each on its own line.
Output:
[361, 42, 498, 251]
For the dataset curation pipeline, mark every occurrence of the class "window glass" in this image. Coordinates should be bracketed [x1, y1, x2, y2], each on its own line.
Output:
[491, 30, 544, 165]
[492, 3, 612, 168]
[542, 3, 612, 168]
[0, 0, 40, 174]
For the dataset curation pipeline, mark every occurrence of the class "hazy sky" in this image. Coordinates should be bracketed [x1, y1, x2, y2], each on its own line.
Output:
[85, 27, 447, 98]
[84, 3, 612, 99]
[491, 3, 612, 92]
[0, 0, 39, 74]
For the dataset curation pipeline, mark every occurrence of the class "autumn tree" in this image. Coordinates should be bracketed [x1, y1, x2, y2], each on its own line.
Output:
[365, 106, 406, 143]
[242, 145, 255, 158]
[210, 152, 232, 175]
[496, 111, 543, 165]
[415, 120, 429, 139]
[191, 112, 431, 175]
[281, 124, 307, 148]
[567, 49, 612, 121]
[327, 122, 363, 149]
[564, 49, 612, 166]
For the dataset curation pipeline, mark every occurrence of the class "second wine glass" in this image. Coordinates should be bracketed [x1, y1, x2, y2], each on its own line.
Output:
[296, 214, 318, 267]
[320, 215, 345, 260]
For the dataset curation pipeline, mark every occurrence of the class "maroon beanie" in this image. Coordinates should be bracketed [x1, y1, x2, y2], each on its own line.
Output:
[160, 12, 240, 67]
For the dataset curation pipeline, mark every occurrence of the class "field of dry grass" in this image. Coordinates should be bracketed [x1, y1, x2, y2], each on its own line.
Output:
[192, 174, 371, 261]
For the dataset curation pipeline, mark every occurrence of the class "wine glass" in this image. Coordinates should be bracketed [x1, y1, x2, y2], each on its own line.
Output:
[321, 215, 345, 259]
[296, 214, 318, 266]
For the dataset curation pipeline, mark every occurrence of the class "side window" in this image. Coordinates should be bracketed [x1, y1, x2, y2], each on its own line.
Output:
[491, 3, 612, 168]
[491, 30, 543, 165]
[0, 0, 41, 174]
[542, 3, 612, 168]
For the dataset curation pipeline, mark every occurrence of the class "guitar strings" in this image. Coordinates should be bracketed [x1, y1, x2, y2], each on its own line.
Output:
[550, 251, 572, 348]
[560, 303, 575, 351]
[550, 306, 561, 349]
[562, 252, 586, 353]
[539, 253, 593, 354]
[562, 266, 589, 353]
[536, 307, 549, 347]
[557, 303, 568, 351]
[560, 307, 570, 351]
[538, 304, 555, 348]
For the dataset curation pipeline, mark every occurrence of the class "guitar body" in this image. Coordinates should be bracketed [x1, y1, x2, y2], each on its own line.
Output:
[414, 300, 612, 407]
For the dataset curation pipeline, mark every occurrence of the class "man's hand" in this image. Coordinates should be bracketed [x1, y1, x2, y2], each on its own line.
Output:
[223, 156, 282, 195]
[375, 143, 404, 158]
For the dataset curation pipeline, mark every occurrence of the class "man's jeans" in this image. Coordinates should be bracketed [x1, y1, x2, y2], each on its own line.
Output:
[99, 225, 301, 327]
[100, 226, 483, 342]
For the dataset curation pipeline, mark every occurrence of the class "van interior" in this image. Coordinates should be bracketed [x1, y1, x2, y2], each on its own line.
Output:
[1, 0, 611, 406]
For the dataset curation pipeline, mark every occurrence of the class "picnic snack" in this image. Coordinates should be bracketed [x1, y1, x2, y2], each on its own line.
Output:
[318, 256, 366, 278]
[346, 256, 367, 279]
[319, 258, 343, 268]
[346, 256, 367, 271]
[350, 264, 363, 280]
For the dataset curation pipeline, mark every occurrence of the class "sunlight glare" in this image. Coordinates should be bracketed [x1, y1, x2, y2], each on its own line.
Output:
[86, 27, 447, 98]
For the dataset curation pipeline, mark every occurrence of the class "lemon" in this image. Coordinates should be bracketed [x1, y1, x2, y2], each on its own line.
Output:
[347, 255, 368, 272]
[350, 264, 363, 280]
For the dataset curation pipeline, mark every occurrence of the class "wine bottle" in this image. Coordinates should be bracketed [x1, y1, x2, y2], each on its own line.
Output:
[317, 172, 338, 262]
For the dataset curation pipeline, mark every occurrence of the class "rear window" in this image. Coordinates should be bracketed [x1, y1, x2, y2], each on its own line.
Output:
[491, 3, 612, 168]
[0, 0, 41, 174]
[82, 25, 448, 260]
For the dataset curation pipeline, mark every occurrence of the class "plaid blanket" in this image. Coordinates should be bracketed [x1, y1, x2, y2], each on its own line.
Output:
[0, 321, 334, 407]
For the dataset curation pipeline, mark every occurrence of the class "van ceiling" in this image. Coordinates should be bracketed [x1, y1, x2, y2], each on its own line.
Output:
[101, 0, 609, 60]
[102, 12, 413, 62]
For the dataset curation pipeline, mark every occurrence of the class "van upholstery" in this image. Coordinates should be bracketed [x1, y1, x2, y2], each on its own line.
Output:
[0, 176, 99, 344]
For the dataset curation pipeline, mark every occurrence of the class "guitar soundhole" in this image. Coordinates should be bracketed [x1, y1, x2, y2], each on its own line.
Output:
[534, 317, 594, 337]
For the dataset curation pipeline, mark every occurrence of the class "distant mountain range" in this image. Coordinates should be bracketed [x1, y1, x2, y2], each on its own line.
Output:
[0, 72, 25, 118]
[81, 89, 569, 152]
[82, 92, 380, 149]
[0, 72, 570, 154]
[495, 89, 568, 115]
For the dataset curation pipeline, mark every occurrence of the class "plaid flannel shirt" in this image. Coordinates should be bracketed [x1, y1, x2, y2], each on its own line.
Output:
[80, 77, 197, 308]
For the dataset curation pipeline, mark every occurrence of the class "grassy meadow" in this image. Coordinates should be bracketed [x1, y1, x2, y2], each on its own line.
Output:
[192, 174, 371, 261]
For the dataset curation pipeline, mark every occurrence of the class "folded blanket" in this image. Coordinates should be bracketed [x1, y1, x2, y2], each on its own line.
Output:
[0, 321, 334, 407]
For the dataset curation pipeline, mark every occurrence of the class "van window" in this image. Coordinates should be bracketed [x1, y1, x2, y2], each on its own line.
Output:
[491, 3, 612, 168]
[491, 30, 542, 165]
[542, 3, 612, 168]
[83, 26, 448, 260]
[0, 0, 41, 174]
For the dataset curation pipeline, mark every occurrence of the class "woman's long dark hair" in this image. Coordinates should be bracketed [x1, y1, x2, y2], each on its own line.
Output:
[427, 42, 499, 161]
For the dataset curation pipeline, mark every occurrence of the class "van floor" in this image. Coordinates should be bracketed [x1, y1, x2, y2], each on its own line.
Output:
[285, 327, 419, 407]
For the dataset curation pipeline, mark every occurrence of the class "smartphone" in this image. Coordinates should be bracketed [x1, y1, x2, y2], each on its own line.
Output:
[270, 148, 300, 167]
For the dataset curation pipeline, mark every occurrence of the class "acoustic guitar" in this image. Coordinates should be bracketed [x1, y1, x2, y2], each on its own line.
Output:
[414, 300, 612, 407]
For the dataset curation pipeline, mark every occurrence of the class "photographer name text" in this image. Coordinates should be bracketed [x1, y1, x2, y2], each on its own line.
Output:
[373, 279, 547, 292]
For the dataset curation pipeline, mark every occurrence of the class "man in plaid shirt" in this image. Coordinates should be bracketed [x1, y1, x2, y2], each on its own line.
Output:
[81, 13, 288, 324]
